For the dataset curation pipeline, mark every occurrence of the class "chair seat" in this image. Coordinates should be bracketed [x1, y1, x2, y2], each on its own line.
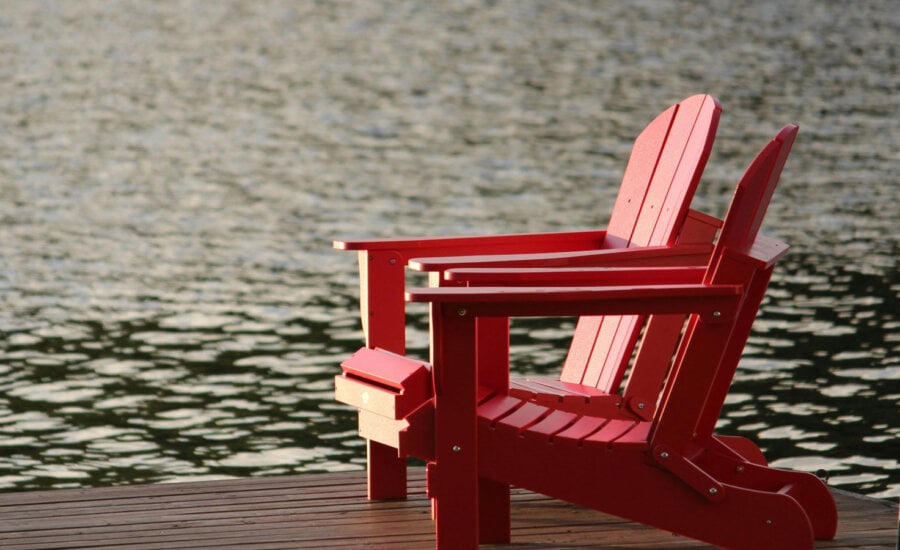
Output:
[478, 394, 650, 449]
[508, 377, 636, 417]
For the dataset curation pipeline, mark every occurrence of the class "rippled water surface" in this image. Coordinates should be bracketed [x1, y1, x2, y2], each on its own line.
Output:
[0, 1, 897, 498]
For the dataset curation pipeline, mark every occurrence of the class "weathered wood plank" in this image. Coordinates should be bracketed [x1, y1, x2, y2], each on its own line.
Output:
[0, 470, 894, 549]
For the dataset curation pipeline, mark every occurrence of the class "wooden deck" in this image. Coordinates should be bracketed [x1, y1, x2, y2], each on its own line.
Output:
[0, 469, 895, 549]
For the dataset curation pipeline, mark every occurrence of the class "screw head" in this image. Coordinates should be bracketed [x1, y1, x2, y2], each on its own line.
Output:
[457, 308, 467, 316]
[712, 310, 722, 318]
[637, 402, 646, 409]
[452, 445, 461, 453]
[708, 487, 718, 495]
[659, 451, 669, 459]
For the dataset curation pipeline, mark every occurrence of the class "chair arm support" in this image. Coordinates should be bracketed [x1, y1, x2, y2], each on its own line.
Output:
[406, 284, 743, 324]
[444, 266, 707, 286]
[410, 243, 713, 272]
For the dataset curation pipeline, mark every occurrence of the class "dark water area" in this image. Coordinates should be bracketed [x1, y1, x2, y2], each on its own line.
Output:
[0, 1, 897, 499]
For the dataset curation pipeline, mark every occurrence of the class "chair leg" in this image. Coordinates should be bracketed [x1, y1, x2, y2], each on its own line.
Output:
[479, 477, 511, 543]
[476, 315, 512, 543]
[700, 449, 837, 540]
[431, 307, 480, 549]
[366, 440, 407, 499]
[432, 461, 479, 549]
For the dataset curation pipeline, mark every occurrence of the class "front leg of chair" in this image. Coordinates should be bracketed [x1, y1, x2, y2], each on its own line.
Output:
[359, 250, 409, 498]
[363, 441, 405, 499]
[437, 269, 512, 542]
[430, 304, 480, 549]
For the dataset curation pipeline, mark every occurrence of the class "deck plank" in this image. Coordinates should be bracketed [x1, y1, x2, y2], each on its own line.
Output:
[0, 470, 894, 549]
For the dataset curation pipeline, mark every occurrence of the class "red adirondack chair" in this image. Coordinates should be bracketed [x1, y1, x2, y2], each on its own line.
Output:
[334, 94, 721, 498]
[404, 124, 838, 549]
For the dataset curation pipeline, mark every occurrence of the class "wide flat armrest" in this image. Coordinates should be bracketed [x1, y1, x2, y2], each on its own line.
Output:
[406, 284, 742, 322]
[732, 235, 790, 268]
[444, 266, 707, 286]
[410, 243, 712, 272]
[334, 230, 606, 255]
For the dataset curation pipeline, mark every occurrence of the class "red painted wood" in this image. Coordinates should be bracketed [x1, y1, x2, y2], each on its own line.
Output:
[334, 229, 606, 253]
[565, 95, 719, 394]
[621, 312, 686, 415]
[522, 409, 579, 440]
[336, 348, 432, 419]
[406, 284, 743, 316]
[604, 102, 677, 244]
[494, 402, 550, 435]
[334, 102, 830, 549]
[335, 95, 718, 502]
[357, 250, 409, 498]
[591, 314, 642, 391]
[581, 419, 642, 448]
[561, 94, 718, 395]
[429, 304, 480, 548]
[477, 427, 817, 550]
[641, 95, 722, 246]
[432, 242, 713, 273]
[445, 265, 707, 285]
[478, 477, 510, 543]
[477, 395, 524, 423]
[678, 207, 722, 244]
[400, 125, 835, 549]
[651, 125, 800, 450]
[365, 441, 407, 499]
[552, 416, 607, 446]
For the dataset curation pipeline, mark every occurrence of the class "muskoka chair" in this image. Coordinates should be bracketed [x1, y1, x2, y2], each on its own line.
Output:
[403, 124, 838, 549]
[334, 94, 721, 499]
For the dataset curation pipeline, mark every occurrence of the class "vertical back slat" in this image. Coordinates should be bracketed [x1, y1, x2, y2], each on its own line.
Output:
[604, 105, 677, 244]
[560, 95, 721, 391]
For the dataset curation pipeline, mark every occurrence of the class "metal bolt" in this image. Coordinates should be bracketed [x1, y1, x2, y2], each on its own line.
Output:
[389, 258, 397, 265]
[735, 465, 745, 473]
[452, 445, 461, 453]
[708, 487, 718, 495]
[765, 519, 773, 526]
[712, 310, 722, 318]
[637, 402, 646, 410]
[659, 451, 669, 459]
[457, 308, 467, 316]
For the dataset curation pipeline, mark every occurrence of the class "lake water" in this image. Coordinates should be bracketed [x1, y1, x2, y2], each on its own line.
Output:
[0, 1, 897, 499]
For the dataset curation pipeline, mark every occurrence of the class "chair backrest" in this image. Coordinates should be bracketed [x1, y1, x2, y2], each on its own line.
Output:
[560, 95, 722, 392]
[650, 124, 799, 450]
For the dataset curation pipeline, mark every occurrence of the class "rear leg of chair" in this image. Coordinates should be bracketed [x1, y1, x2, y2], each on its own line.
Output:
[479, 477, 511, 543]
[699, 447, 837, 539]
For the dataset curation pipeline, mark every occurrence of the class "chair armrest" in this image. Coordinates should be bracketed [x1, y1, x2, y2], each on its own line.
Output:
[727, 235, 790, 269]
[444, 266, 707, 286]
[410, 243, 713, 272]
[406, 284, 743, 323]
[334, 230, 606, 257]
